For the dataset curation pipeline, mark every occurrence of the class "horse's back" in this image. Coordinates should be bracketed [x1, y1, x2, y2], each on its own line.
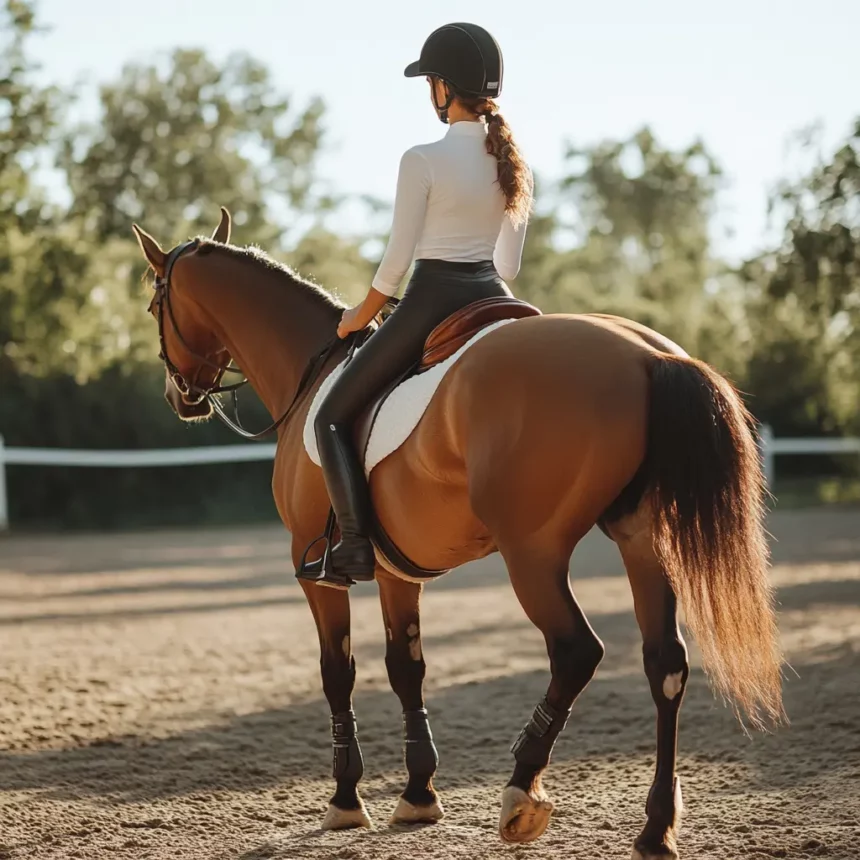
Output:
[577, 313, 688, 357]
[492, 312, 686, 358]
[446, 310, 655, 434]
[447, 312, 674, 386]
[371, 312, 658, 565]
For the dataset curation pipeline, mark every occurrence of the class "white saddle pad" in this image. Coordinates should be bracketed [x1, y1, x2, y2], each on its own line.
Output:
[304, 319, 516, 475]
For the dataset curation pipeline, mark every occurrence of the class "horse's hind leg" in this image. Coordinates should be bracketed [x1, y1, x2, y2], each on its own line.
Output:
[377, 571, 444, 825]
[497, 537, 605, 844]
[606, 506, 689, 860]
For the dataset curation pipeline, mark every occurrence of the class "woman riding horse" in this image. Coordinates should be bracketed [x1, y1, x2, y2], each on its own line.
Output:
[302, 22, 533, 588]
[130, 21, 784, 856]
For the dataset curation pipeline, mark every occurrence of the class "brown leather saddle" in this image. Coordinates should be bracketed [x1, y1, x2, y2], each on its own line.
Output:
[353, 295, 541, 578]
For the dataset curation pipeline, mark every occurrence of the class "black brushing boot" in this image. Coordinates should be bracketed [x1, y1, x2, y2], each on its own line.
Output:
[297, 424, 376, 589]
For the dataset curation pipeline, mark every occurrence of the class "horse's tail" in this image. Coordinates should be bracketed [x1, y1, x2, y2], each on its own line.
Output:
[646, 354, 784, 729]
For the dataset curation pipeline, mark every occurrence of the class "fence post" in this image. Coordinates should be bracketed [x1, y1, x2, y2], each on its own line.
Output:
[0, 435, 8, 532]
[760, 423, 775, 488]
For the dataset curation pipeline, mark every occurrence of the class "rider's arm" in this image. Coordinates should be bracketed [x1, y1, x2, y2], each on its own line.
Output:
[493, 215, 528, 282]
[371, 147, 432, 297]
[492, 167, 533, 281]
[350, 286, 392, 330]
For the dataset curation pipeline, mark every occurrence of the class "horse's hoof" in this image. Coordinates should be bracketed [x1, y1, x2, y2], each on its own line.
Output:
[321, 801, 373, 830]
[632, 844, 679, 860]
[389, 795, 445, 825]
[499, 786, 554, 843]
[633, 778, 682, 858]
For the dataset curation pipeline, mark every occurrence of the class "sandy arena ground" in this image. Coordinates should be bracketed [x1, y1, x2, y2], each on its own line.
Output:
[0, 508, 858, 859]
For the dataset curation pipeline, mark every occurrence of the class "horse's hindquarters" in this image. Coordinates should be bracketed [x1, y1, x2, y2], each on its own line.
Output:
[371, 314, 654, 570]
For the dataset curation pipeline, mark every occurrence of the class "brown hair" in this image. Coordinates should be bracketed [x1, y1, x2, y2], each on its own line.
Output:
[459, 95, 533, 227]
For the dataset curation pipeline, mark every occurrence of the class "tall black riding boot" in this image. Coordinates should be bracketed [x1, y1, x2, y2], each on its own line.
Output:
[297, 424, 376, 588]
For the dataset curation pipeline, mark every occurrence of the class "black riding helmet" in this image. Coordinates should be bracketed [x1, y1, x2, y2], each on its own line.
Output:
[404, 23, 504, 124]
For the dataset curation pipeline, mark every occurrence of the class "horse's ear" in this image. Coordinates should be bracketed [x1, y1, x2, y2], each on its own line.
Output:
[132, 224, 166, 274]
[211, 206, 231, 244]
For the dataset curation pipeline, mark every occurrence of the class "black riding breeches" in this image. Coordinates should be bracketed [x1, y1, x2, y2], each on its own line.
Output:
[314, 259, 513, 431]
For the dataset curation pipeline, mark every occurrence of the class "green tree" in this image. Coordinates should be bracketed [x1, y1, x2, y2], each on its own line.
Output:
[0, 0, 76, 377]
[741, 120, 860, 435]
[62, 48, 326, 248]
[2, 42, 374, 382]
[515, 129, 745, 377]
[559, 128, 724, 352]
[0, 17, 389, 527]
[286, 226, 377, 305]
[0, 0, 136, 382]
[0, 0, 59, 232]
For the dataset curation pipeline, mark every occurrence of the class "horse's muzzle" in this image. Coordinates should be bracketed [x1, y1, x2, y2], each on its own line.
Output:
[164, 370, 212, 421]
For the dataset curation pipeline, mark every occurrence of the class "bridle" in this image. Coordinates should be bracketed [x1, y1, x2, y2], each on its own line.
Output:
[152, 239, 245, 406]
[151, 238, 349, 440]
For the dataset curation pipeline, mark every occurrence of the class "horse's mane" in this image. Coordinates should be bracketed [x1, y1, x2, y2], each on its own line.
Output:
[198, 239, 347, 312]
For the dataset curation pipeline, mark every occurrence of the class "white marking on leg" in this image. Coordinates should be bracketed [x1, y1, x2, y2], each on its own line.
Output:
[406, 623, 419, 637]
[387, 627, 393, 642]
[663, 671, 683, 700]
[342, 635, 350, 659]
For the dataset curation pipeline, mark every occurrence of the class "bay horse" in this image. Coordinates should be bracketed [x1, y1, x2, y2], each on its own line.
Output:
[132, 209, 783, 859]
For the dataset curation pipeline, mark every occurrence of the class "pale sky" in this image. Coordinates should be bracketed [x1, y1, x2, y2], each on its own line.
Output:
[32, 0, 860, 262]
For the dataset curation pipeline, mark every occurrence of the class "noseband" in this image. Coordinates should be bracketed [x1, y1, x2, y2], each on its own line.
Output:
[151, 238, 350, 440]
[152, 239, 246, 406]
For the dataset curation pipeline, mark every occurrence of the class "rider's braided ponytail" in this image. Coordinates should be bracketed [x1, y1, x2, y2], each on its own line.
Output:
[460, 96, 532, 227]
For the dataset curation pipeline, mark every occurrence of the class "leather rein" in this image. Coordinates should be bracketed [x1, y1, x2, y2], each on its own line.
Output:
[151, 239, 349, 440]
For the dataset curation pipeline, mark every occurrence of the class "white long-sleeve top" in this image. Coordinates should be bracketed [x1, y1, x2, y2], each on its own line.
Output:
[371, 120, 531, 297]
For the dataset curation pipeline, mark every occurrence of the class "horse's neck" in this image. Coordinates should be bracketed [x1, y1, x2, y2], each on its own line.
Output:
[198, 255, 339, 420]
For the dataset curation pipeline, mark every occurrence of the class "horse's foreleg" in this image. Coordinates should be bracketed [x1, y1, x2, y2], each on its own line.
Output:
[377, 571, 444, 825]
[609, 514, 688, 860]
[498, 540, 605, 844]
[300, 580, 373, 830]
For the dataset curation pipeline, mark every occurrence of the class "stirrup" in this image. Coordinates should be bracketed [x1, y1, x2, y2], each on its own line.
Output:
[295, 510, 356, 590]
[296, 509, 376, 588]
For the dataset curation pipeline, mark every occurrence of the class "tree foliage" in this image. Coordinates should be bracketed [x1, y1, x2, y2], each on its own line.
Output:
[564, 128, 722, 347]
[741, 122, 860, 434]
[0, 0, 58, 232]
[1, 0, 858, 527]
[63, 49, 325, 246]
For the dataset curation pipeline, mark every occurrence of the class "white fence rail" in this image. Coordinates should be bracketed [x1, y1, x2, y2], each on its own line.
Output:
[1, 429, 858, 531]
[0, 437, 276, 531]
[758, 426, 860, 487]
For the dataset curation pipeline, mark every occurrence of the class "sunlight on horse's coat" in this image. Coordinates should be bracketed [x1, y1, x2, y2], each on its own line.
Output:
[406, 623, 422, 661]
[128, 215, 785, 856]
